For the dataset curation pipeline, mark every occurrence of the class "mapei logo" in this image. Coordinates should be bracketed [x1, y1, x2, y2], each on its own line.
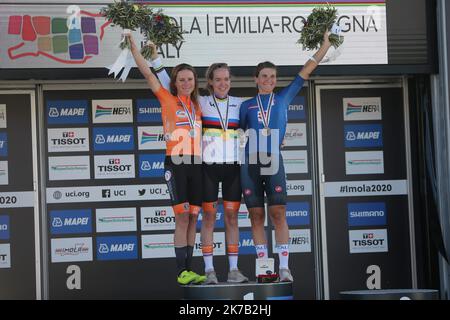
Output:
[7, 11, 110, 64]
[50, 209, 92, 235]
[238, 231, 255, 255]
[47, 100, 88, 124]
[139, 154, 165, 178]
[343, 98, 382, 121]
[0, 216, 10, 240]
[196, 206, 225, 229]
[96, 236, 138, 261]
[93, 127, 134, 151]
[137, 99, 162, 123]
[0, 133, 8, 157]
[344, 124, 383, 148]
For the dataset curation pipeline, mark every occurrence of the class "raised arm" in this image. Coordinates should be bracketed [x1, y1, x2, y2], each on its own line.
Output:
[299, 32, 332, 80]
[147, 43, 171, 90]
[128, 34, 161, 93]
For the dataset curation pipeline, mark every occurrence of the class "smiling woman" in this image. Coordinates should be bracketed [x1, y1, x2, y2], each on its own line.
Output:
[128, 33, 207, 285]
[238, 32, 333, 282]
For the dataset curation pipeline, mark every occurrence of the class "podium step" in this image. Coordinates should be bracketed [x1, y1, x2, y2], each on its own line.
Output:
[184, 281, 293, 300]
[339, 289, 439, 300]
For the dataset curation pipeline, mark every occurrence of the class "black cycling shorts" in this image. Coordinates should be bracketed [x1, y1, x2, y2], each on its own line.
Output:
[164, 156, 203, 207]
[202, 163, 242, 203]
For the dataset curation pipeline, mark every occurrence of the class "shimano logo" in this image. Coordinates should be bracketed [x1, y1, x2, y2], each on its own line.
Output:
[139, 107, 161, 114]
[350, 210, 385, 218]
[286, 210, 308, 217]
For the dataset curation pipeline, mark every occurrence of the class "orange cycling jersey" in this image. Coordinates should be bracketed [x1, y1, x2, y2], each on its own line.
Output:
[154, 86, 202, 157]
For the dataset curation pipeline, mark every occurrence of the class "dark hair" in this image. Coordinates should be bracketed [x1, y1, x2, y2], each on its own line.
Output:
[170, 63, 199, 104]
[205, 63, 231, 93]
[254, 61, 277, 77]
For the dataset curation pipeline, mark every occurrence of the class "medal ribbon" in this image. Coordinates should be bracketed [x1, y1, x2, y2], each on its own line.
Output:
[257, 93, 274, 129]
[211, 95, 230, 132]
[177, 96, 196, 130]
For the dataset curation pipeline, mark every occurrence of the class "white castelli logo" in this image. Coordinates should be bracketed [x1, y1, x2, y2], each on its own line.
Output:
[165, 170, 172, 181]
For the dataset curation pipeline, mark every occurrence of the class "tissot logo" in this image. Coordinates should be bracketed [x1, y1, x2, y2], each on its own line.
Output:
[0, 244, 11, 268]
[94, 155, 135, 179]
[349, 229, 388, 253]
[193, 232, 226, 256]
[48, 128, 89, 152]
[47, 100, 88, 124]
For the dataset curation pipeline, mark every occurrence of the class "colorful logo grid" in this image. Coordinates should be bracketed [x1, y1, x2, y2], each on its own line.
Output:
[7, 12, 109, 63]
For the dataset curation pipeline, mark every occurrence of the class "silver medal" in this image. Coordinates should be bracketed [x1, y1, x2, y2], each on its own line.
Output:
[261, 127, 271, 137]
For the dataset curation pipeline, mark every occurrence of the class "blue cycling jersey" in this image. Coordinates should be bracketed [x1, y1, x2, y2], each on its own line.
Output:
[239, 74, 305, 155]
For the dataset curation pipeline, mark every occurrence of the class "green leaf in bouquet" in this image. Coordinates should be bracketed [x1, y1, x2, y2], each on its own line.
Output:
[297, 4, 344, 51]
[100, 0, 153, 49]
[140, 9, 185, 60]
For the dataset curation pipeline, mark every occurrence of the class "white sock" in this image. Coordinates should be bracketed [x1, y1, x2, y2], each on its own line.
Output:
[276, 244, 289, 269]
[203, 255, 214, 272]
[228, 255, 238, 271]
[255, 244, 268, 259]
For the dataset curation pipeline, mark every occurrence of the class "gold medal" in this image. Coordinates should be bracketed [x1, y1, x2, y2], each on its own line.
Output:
[189, 129, 196, 137]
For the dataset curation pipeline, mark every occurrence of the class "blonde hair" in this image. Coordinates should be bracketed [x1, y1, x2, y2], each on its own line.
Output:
[204, 63, 231, 94]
